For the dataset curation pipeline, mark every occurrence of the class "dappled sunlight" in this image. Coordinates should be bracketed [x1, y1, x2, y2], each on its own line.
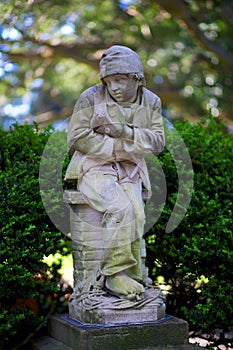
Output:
[43, 253, 73, 287]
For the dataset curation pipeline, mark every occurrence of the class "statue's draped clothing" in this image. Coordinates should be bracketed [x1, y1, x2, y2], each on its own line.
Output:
[65, 84, 164, 279]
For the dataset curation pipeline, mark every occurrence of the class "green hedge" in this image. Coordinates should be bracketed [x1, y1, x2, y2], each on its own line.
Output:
[1, 118, 233, 349]
[0, 124, 72, 350]
[146, 117, 233, 344]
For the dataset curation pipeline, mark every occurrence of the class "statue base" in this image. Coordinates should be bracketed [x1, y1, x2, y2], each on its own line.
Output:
[45, 314, 190, 350]
[69, 296, 166, 325]
[68, 286, 166, 325]
[31, 314, 205, 350]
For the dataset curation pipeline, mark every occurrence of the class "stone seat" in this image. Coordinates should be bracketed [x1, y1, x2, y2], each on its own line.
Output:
[63, 189, 149, 294]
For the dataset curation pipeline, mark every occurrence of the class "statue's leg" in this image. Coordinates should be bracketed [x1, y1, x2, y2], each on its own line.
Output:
[121, 181, 145, 282]
[79, 168, 145, 299]
[79, 168, 138, 274]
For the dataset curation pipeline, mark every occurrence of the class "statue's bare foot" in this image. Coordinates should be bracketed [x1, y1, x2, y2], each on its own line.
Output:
[105, 271, 145, 301]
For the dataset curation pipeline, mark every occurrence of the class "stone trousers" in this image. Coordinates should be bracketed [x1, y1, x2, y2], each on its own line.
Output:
[79, 164, 145, 281]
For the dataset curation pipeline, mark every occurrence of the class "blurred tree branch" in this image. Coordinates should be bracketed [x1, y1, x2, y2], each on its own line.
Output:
[155, 0, 233, 73]
[1, 0, 233, 127]
[3, 39, 106, 69]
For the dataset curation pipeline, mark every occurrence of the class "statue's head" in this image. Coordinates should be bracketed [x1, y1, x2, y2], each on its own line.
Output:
[99, 45, 146, 87]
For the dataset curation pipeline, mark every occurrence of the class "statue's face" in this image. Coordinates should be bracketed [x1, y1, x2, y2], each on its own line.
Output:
[103, 74, 139, 104]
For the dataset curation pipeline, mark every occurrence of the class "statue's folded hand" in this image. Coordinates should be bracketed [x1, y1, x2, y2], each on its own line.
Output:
[90, 112, 124, 138]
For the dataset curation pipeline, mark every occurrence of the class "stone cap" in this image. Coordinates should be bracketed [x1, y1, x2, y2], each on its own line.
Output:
[63, 190, 86, 205]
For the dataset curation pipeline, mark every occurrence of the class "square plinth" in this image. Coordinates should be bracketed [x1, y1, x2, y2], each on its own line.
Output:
[49, 314, 189, 350]
[69, 296, 166, 325]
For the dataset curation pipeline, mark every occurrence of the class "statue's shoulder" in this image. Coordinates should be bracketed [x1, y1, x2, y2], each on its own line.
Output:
[142, 87, 160, 102]
[73, 84, 105, 111]
[142, 87, 161, 110]
[79, 84, 105, 103]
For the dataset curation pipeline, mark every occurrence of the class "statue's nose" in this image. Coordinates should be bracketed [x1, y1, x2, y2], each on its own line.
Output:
[110, 81, 118, 91]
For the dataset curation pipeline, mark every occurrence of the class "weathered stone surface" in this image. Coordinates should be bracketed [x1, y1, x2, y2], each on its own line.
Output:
[64, 189, 157, 314]
[48, 314, 191, 350]
[30, 335, 204, 350]
[69, 293, 166, 325]
[64, 45, 165, 309]
[30, 335, 72, 350]
[63, 189, 86, 204]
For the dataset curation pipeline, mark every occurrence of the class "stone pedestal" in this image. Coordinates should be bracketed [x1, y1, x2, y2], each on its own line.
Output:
[63, 190, 166, 325]
[31, 314, 205, 350]
[47, 314, 190, 350]
[63, 189, 104, 294]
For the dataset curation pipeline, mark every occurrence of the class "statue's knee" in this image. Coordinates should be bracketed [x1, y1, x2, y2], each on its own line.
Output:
[125, 201, 135, 219]
[103, 201, 135, 227]
[118, 201, 135, 226]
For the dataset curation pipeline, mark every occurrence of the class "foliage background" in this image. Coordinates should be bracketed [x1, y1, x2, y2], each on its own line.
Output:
[1, 118, 233, 349]
[0, 0, 233, 128]
[0, 124, 72, 350]
[146, 117, 233, 342]
[1, 0, 233, 349]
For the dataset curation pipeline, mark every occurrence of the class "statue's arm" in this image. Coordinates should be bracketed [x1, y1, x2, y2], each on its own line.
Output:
[67, 94, 115, 158]
[120, 96, 165, 156]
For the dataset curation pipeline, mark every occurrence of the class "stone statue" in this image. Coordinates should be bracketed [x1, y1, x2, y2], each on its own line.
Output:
[64, 45, 165, 323]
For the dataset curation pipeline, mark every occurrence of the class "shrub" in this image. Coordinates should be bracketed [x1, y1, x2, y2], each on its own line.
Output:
[1, 117, 233, 348]
[0, 124, 72, 350]
[146, 117, 233, 345]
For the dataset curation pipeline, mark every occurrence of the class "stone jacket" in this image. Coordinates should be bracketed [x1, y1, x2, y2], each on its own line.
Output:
[65, 83, 165, 196]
